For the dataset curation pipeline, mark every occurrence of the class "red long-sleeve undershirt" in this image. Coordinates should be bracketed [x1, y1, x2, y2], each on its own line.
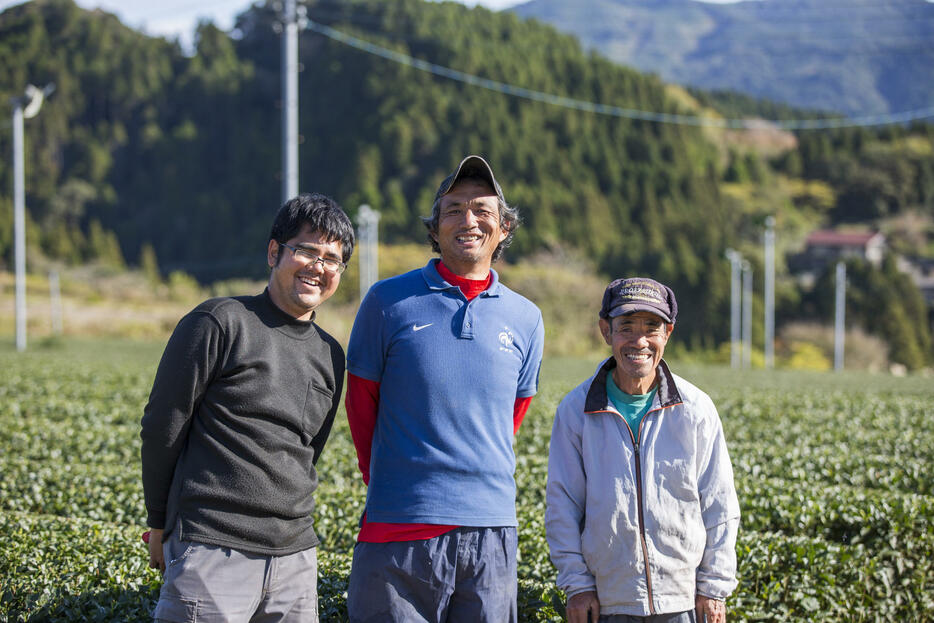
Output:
[345, 261, 534, 543]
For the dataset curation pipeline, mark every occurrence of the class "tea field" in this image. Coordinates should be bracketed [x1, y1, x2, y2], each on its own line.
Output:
[1, 338, 933, 621]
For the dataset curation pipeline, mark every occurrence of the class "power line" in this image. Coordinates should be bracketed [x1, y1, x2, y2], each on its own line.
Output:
[304, 19, 934, 130]
[306, 15, 933, 61]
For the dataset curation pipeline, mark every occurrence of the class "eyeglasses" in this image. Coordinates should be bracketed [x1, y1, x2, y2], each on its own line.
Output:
[279, 243, 347, 274]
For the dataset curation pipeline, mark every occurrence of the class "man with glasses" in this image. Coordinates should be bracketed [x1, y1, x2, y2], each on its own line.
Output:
[344, 155, 545, 622]
[545, 278, 740, 623]
[141, 193, 354, 622]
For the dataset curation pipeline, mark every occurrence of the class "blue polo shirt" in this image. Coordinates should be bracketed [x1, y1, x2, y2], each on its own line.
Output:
[347, 259, 545, 526]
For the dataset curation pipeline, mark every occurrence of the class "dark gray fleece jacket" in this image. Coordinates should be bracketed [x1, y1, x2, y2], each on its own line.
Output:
[141, 289, 343, 555]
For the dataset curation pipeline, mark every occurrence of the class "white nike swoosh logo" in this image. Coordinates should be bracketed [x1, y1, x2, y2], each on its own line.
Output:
[413, 323, 433, 332]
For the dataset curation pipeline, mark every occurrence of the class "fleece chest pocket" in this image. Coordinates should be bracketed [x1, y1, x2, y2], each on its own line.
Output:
[301, 381, 334, 437]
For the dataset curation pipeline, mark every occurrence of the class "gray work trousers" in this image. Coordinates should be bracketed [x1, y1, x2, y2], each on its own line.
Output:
[153, 528, 318, 622]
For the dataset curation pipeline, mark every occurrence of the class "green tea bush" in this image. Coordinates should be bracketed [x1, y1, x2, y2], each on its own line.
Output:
[1, 342, 932, 621]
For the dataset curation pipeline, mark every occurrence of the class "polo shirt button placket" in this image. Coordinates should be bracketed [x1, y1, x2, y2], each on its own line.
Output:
[462, 306, 474, 338]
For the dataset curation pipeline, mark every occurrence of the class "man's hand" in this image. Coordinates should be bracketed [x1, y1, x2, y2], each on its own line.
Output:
[147, 528, 165, 574]
[696, 595, 726, 623]
[567, 590, 600, 623]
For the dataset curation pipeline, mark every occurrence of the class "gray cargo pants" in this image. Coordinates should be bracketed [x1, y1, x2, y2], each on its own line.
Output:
[154, 528, 318, 622]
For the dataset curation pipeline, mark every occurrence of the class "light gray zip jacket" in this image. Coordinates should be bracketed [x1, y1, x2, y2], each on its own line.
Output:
[545, 358, 740, 616]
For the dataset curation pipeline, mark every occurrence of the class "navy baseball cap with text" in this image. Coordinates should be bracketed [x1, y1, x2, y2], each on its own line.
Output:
[600, 277, 678, 324]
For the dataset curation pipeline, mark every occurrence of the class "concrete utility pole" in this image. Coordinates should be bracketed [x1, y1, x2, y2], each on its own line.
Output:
[279, 0, 304, 204]
[742, 260, 753, 369]
[356, 204, 381, 300]
[11, 83, 54, 352]
[834, 261, 846, 371]
[49, 270, 63, 336]
[726, 249, 742, 368]
[763, 216, 776, 369]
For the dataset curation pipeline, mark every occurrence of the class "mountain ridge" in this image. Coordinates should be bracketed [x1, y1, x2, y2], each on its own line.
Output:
[510, 0, 934, 118]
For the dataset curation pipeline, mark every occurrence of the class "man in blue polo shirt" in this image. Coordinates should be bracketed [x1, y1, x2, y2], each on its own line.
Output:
[345, 155, 545, 622]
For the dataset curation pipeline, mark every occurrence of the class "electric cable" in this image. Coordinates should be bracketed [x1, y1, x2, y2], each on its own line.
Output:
[304, 18, 934, 130]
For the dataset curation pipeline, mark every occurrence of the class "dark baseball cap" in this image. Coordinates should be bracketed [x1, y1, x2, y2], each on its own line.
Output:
[600, 277, 678, 324]
[433, 155, 506, 205]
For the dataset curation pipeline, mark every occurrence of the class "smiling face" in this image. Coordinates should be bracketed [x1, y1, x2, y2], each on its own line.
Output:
[433, 179, 508, 279]
[599, 311, 674, 395]
[266, 225, 344, 321]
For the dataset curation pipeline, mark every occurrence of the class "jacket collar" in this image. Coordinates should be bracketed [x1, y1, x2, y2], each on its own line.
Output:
[421, 258, 502, 297]
[584, 357, 682, 414]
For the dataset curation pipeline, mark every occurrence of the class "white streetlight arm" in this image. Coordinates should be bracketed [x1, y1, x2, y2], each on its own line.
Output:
[22, 84, 44, 118]
[16, 83, 55, 119]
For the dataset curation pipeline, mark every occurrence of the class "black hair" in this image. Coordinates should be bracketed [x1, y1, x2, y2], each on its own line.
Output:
[269, 193, 356, 263]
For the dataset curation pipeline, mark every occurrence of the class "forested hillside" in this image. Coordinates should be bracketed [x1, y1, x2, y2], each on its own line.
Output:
[0, 0, 932, 364]
[511, 0, 934, 118]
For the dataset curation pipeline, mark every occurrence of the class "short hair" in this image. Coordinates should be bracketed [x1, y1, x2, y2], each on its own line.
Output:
[269, 193, 355, 264]
[420, 176, 520, 263]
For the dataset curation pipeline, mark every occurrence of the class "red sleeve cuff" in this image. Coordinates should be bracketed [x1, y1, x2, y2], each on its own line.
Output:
[513, 396, 533, 435]
[346, 373, 380, 484]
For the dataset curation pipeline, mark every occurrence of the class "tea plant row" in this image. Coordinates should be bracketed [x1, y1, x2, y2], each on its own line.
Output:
[1, 345, 932, 621]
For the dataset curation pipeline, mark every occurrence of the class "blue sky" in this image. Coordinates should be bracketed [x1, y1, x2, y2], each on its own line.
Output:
[0, 0, 754, 52]
[0, 1, 525, 50]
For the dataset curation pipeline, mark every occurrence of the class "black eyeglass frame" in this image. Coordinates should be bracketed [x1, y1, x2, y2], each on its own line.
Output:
[279, 242, 347, 274]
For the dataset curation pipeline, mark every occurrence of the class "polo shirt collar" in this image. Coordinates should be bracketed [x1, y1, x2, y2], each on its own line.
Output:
[421, 258, 503, 297]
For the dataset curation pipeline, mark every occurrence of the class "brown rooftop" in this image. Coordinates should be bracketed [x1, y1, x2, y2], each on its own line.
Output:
[805, 230, 882, 247]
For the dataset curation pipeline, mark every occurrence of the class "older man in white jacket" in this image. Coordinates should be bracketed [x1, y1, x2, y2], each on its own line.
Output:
[545, 277, 740, 623]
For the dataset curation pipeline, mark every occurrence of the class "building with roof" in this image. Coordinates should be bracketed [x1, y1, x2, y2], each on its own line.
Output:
[803, 230, 886, 266]
[789, 229, 886, 287]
